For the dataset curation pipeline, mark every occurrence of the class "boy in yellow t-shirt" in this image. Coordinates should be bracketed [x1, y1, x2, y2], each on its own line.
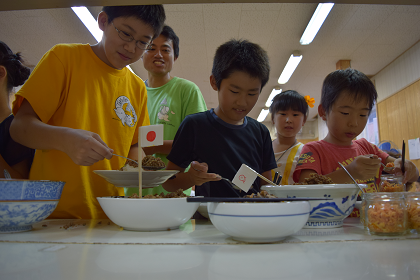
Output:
[10, 6, 166, 219]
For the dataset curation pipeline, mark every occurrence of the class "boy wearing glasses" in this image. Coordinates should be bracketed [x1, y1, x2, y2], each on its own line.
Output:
[10, 6, 166, 219]
[133, 25, 207, 197]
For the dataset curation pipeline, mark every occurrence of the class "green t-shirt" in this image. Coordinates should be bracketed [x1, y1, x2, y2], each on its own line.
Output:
[125, 77, 207, 196]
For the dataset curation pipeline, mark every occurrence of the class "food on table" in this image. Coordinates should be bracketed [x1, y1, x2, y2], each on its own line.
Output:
[380, 181, 405, 192]
[119, 155, 166, 171]
[406, 193, 420, 231]
[386, 162, 395, 168]
[141, 155, 166, 169]
[128, 188, 187, 199]
[244, 190, 277, 198]
[365, 193, 407, 234]
[379, 174, 405, 192]
[119, 159, 139, 171]
[293, 173, 334, 185]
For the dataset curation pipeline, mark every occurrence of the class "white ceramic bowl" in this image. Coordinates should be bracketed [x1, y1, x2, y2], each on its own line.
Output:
[208, 201, 310, 243]
[97, 197, 200, 231]
[262, 184, 359, 229]
[0, 179, 65, 233]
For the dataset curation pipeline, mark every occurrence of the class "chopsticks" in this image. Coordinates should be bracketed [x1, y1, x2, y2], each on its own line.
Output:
[401, 140, 405, 174]
[187, 197, 332, 203]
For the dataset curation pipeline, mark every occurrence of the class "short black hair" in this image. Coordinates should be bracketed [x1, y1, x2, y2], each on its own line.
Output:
[0, 41, 30, 92]
[102, 5, 166, 39]
[269, 90, 309, 121]
[211, 39, 270, 90]
[321, 68, 377, 113]
[160, 25, 179, 59]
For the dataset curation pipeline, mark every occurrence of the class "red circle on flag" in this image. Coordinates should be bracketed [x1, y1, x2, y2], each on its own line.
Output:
[146, 131, 156, 142]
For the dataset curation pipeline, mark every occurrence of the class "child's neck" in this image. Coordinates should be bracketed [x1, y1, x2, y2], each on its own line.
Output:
[323, 133, 353, 146]
[274, 135, 297, 153]
[0, 91, 11, 123]
[147, 73, 173, 88]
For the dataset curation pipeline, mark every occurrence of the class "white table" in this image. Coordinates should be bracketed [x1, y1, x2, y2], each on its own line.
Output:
[1, 218, 419, 280]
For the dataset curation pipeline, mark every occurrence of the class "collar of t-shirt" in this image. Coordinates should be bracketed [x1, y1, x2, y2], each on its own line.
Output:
[209, 108, 247, 130]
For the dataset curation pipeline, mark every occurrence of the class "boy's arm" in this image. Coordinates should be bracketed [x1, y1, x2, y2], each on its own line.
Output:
[163, 161, 219, 192]
[386, 156, 420, 183]
[142, 140, 172, 155]
[260, 170, 273, 185]
[10, 99, 113, 166]
[298, 155, 382, 183]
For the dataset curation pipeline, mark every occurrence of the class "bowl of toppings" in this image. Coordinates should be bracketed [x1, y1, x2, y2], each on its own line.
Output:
[0, 179, 65, 233]
[97, 189, 199, 231]
[206, 191, 310, 243]
[94, 155, 179, 188]
[262, 174, 359, 229]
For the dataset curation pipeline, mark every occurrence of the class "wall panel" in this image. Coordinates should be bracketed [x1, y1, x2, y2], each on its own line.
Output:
[377, 79, 420, 172]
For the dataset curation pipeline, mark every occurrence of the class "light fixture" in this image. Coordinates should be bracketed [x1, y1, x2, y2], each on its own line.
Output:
[300, 3, 334, 45]
[71, 6, 135, 73]
[265, 88, 282, 107]
[257, 109, 269, 122]
[278, 52, 302, 84]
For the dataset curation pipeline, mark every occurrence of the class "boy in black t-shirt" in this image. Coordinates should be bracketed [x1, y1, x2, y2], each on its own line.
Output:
[163, 39, 276, 197]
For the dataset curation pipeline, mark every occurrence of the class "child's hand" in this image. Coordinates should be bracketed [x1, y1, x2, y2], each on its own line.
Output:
[393, 159, 420, 184]
[188, 161, 220, 186]
[346, 154, 381, 181]
[61, 129, 113, 166]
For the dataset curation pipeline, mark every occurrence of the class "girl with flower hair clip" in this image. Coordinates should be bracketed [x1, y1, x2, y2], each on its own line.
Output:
[269, 90, 311, 185]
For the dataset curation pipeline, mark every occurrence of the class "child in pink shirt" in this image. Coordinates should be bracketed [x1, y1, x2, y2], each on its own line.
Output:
[293, 68, 419, 192]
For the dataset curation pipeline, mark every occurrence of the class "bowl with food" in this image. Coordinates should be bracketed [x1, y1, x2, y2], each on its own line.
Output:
[94, 155, 179, 188]
[207, 191, 310, 243]
[262, 174, 359, 229]
[97, 189, 199, 231]
[0, 179, 65, 233]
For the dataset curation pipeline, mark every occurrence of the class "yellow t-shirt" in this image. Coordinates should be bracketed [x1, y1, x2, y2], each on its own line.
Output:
[13, 44, 150, 219]
[272, 142, 304, 185]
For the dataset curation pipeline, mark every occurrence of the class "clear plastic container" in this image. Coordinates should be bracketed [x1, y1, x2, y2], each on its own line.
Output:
[379, 174, 406, 192]
[364, 192, 407, 235]
[406, 192, 420, 233]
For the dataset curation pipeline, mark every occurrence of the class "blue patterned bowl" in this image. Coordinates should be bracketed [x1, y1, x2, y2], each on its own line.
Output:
[262, 184, 359, 229]
[0, 180, 65, 233]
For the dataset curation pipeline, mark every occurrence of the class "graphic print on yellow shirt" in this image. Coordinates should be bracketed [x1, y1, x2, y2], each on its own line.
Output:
[114, 96, 138, 127]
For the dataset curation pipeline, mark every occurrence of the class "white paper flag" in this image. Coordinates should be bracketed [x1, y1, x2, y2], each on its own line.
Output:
[232, 164, 258, 192]
[140, 125, 163, 147]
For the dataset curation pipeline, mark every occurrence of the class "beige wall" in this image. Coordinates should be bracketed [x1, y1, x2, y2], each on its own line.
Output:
[377, 78, 420, 171]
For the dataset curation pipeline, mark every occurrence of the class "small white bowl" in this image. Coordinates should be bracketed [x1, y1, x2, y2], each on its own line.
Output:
[262, 184, 359, 229]
[208, 201, 310, 243]
[97, 197, 199, 231]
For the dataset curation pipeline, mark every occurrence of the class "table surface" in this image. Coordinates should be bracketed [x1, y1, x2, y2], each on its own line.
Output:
[1, 217, 419, 280]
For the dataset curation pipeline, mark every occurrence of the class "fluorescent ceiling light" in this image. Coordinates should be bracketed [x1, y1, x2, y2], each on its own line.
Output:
[278, 53, 302, 84]
[300, 3, 334, 45]
[71, 6, 134, 73]
[257, 109, 270, 122]
[265, 88, 282, 107]
[71, 7, 103, 42]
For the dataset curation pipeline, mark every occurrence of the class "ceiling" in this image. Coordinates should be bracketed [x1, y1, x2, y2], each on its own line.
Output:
[1, 3, 420, 122]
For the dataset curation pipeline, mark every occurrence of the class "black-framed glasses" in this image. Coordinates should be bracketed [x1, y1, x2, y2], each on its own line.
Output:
[111, 21, 151, 50]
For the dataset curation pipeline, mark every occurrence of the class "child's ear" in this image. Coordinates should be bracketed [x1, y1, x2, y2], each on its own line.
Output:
[97, 11, 108, 32]
[210, 75, 218, 91]
[318, 104, 327, 121]
[0, 66, 6, 79]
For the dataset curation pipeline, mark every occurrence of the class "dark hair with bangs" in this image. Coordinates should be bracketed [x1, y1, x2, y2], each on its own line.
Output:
[0, 41, 30, 93]
[321, 68, 377, 114]
[211, 39, 270, 90]
[160, 25, 179, 59]
[269, 90, 308, 121]
[102, 5, 166, 39]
